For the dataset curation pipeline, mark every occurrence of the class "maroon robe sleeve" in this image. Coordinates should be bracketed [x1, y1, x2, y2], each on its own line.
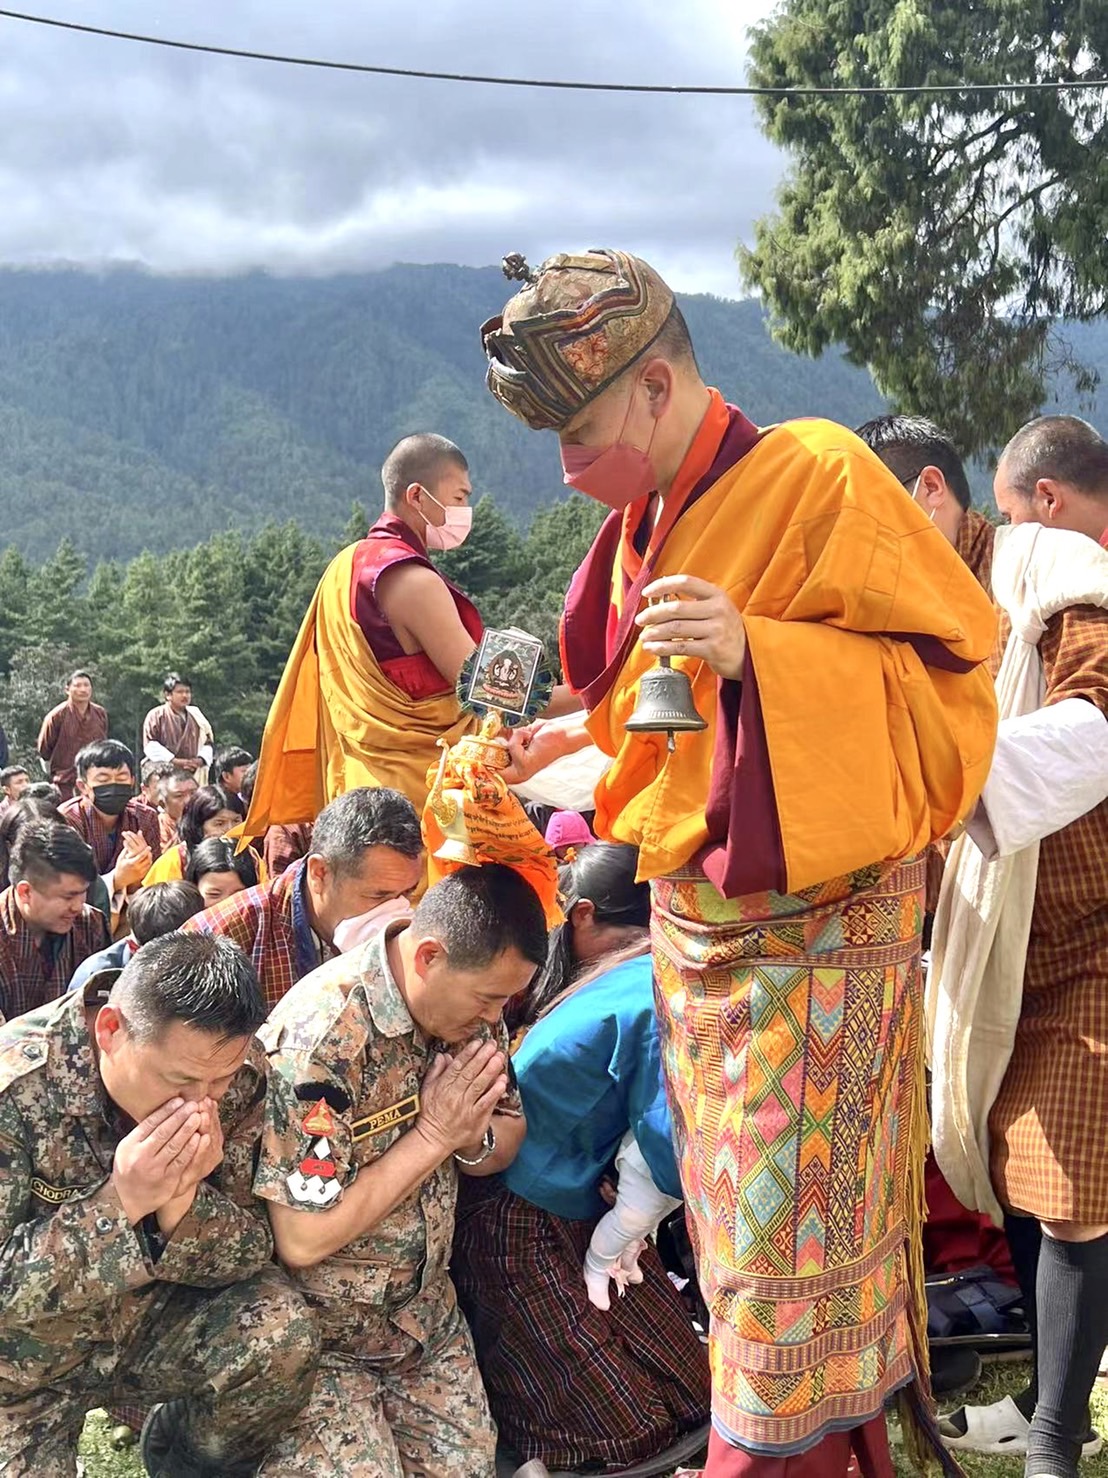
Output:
[36, 706, 61, 762]
[701, 657, 788, 899]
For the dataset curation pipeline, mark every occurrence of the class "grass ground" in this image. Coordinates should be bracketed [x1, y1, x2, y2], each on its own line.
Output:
[890, 1361, 1108, 1476]
[76, 1366, 1108, 1476]
[78, 1411, 143, 1477]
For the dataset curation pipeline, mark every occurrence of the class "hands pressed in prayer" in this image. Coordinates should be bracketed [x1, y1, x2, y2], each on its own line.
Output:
[637, 574, 746, 681]
[112, 1097, 211, 1226]
[115, 830, 152, 890]
[415, 1039, 508, 1158]
[157, 1098, 224, 1237]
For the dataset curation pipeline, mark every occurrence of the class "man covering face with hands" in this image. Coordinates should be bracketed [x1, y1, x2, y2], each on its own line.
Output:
[0, 931, 319, 1478]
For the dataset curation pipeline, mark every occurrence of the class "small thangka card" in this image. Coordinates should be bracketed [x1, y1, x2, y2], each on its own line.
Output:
[464, 628, 545, 722]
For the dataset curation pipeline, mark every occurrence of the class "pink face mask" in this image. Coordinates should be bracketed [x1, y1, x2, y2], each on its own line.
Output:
[560, 390, 660, 511]
[419, 489, 473, 551]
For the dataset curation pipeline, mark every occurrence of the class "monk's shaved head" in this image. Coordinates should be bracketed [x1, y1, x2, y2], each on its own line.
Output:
[999, 415, 1108, 503]
[994, 414, 1108, 540]
[381, 434, 469, 510]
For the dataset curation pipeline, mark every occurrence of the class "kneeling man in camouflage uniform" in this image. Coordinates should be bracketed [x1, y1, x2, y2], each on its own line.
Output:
[0, 932, 320, 1478]
[254, 864, 548, 1477]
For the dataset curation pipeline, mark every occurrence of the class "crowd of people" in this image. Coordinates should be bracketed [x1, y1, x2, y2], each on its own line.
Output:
[0, 246, 1104, 1478]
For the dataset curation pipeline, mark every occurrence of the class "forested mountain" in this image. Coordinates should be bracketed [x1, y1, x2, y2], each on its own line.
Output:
[0, 262, 900, 562]
[0, 261, 1102, 758]
[1, 263, 1103, 563]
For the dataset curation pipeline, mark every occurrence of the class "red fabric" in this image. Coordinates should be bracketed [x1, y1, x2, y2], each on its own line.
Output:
[923, 1151, 1016, 1282]
[702, 1417, 893, 1477]
[349, 514, 483, 699]
[702, 652, 786, 899]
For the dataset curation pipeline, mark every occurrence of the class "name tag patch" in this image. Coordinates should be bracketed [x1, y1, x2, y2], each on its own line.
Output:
[351, 1093, 420, 1143]
[30, 1177, 90, 1205]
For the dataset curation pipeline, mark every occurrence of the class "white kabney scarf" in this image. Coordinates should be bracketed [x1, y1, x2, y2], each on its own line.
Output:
[929, 522, 1108, 1224]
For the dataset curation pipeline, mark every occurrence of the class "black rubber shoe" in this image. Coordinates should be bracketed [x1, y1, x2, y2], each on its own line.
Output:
[140, 1402, 259, 1478]
[930, 1346, 983, 1398]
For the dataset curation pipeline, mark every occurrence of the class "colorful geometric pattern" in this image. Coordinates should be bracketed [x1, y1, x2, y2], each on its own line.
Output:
[482, 249, 674, 430]
[651, 857, 928, 1454]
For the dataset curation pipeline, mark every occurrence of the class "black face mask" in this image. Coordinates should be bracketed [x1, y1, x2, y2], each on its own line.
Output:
[90, 783, 132, 818]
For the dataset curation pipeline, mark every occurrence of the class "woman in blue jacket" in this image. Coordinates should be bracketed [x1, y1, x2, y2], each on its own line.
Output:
[452, 843, 710, 1471]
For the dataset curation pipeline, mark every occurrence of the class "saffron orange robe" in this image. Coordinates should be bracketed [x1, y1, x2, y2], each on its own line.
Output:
[243, 537, 481, 834]
[563, 393, 999, 893]
[561, 393, 998, 1465]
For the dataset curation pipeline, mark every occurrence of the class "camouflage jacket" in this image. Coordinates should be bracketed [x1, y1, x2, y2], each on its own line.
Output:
[255, 923, 520, 1355]
[0, 977, 274, 1393]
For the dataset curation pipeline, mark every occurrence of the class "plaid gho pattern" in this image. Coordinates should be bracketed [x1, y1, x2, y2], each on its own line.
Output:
[991, 605, 1108, 1222]
[0, 888, 109, 1022]
[59, 798, 162, 874]
[182, 862, 333, 1011]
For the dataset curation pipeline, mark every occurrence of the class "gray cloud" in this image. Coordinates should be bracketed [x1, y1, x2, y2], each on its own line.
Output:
[0, 0, 785, 294]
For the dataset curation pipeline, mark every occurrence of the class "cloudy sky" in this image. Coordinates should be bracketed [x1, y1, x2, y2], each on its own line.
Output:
[0, 1, 785, 296]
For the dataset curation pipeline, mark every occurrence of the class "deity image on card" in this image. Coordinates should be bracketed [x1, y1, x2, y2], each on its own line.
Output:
[465, 629, 545, 721]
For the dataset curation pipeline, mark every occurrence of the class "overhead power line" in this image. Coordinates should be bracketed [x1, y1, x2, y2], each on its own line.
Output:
[0, 7, 1106, 97]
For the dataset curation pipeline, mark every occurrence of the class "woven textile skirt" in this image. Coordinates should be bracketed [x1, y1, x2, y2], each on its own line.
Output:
[452, 1177, 710, 1470]
[651, 857, 938, 1462]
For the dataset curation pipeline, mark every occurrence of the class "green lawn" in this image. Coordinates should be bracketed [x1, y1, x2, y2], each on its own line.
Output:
[79, 1412, 143, 1477]
[891, 1361, 1108, 1477]
[77, 1366, 1108, 1476]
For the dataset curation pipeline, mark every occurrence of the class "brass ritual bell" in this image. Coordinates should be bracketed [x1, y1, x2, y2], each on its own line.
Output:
[626, 654, 708, 753]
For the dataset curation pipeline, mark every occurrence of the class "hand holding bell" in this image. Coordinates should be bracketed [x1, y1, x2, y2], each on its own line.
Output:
[634, 575, 747, 680]
[629, 575, 745, 752]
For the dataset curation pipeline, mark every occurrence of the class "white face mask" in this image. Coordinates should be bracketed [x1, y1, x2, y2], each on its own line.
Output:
[332, 896, 412, 954]
[419, 488, 473, 551]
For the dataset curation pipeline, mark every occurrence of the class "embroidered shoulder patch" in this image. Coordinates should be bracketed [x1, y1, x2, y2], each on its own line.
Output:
[286, 1131, 342, 1206]
[301, 1098, 335, 1137]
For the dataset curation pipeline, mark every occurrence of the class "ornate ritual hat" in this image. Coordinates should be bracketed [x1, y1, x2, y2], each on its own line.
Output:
[481, 248, 675, 431]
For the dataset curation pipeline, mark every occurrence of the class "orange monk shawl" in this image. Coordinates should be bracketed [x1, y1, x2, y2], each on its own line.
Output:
[242, 543, 478, 835]
[574, 415, 999, 893]
[421, 718, 562, 925]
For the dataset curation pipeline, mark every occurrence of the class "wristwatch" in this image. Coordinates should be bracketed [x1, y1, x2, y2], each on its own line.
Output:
[454, 1126, 496, 1166]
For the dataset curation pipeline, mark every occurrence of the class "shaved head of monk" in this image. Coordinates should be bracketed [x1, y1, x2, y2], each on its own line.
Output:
[995, 414, 1108, 543]
[381, 433, 469, 512]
